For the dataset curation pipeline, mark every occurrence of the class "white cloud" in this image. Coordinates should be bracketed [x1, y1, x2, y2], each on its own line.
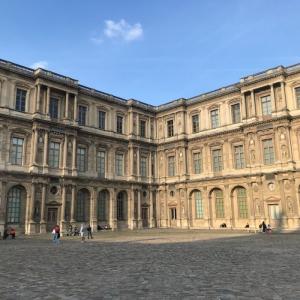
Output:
[103, 19, 143, 42]
[31, 61, 48, 69]
[90, 37, 103, 45]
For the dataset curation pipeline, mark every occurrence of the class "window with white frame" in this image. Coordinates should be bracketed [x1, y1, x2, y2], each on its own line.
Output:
[263, 139, 274, 165]
[237, 187, 248, 218]
[192, 114, 200, 133]
[168, 156, 175, 176]
[15, 88, 26, 112]
[98, 111, 106, 130]
[49, 142, 60, 168]
[234, 145, 245, 169]
[212, 148, 223, 172]
[115, 153, 124, 176]
[10, 137, 24, 165]
[261, 95, 272, 116]
[231, 103, 241, 124]
[210, 109, 220, 128]
[77, 147, 87, 172]
[193, 152, 202, 174]
[97, 150, 105, 177]
[140, 156, 147, 177]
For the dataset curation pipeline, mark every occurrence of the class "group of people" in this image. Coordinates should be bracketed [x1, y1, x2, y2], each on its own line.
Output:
[259, 221, 272, 233]
[52, 223, 93, 244]
[2, 227, 16, 240]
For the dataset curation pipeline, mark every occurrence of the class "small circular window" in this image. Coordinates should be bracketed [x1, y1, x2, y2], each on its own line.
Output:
[50, 186, 58, 195]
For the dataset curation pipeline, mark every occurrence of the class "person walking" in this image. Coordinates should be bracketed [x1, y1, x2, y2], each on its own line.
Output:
[80, 223, 86, 242]
[87, 224, 93, 239]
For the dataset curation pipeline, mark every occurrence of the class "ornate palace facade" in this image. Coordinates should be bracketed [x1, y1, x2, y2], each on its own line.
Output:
[1, 59, 300, 234]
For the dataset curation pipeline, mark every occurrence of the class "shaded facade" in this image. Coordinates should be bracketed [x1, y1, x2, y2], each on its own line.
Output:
[1, 59, 300, 234]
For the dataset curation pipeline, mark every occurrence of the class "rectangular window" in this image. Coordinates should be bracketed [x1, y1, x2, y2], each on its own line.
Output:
[49, 142, 60, 168]
[263, 139, 275, 165]
[115, 153, 124, 176]
[212, 149, 223, 172]
[193, 152, 202, 174]
[97, 151, 105, 177]
[140, 156, 147, 177]
[168, 156, 175, 176]
[234, 145, 245, 169]
[10, 137, 24, 165]
[231, 103, 241, 124]
[167, 120, 174, 137]
[98, 111, 106, 130]
[117, 116, 123, 134]
[192, 115, 200, 133]
[49, 98, 59, 119]
[78, 105, 87, 126]
[296, 87, 300, 109]
[77, 147, 87, 172]
[195, 191, 203, 219]
[210, 109, 220, 128]
[140, 120, 146, 138]
[261, 95, 272, 116]
[15, 89, 26, 112]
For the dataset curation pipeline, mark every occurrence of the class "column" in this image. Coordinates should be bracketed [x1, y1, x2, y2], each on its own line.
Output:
[65, 92, 69, 119]
[0, 181, 7, 235]
[251, 90, 256, 117]
[36, 84, 41, 113]
[63, 134, 68, 170]
[109, 188, 116, 230]
[149, 189, 153, 228]
[46, 86, 50, 115]
[60, 185, 66, 231]
[74, 94, 78, 121]
[242, 93, 247, 120]
[31, 129, 39, 166]
[30, 183, 36, 223]
[72, 136, 77, 173]
[40, 184, 46, 222]
[148, 152, 152, 182]
[281, 82, 287, 110]
[90, 187, 97, 231]
[270, 84, 276, 113]
[137, 190, 142, 228]
[43, 131, 49, 167]
[70, 185, 76, 223]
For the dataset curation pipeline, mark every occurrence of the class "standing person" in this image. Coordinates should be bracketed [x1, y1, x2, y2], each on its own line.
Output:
[87, 224, 93, 239]
[80, 223, 86, 242]
[262, 221, 267, 233]
[52, 226, 57, 243]
[55, 224, 61, 244]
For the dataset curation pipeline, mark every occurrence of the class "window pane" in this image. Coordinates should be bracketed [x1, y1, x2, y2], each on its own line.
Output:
[261, 95, 272, 115]
[215, 190, 224, 218]
[212, 149, 223, 172]
[99, 111, 106, 130]
[167, 120, 174, 137]
[231, 103, 241, 123]
[49, 98, 59, 119]
[168, 156, 175, 176]
[195, 191, 203, 218]
[76, 191, 85, 222]
[10, 137, 24, 165]
[117, 116, 123, 133]
[7, 187, 21, 223]
[211, 109, 219, 128]
[97, 151, 105, 177]
[234, 145, 245, 169]
[193, 152, 202, 174]
[78, 106, 87, 126]
[98, 191, 107, 221]
[237, 188, 248, 218]
[263, 139, 274, 165]
[192, 115, 200, 133]
[77, 147, 87, 172]
[115, 153, 124, 176]
[140, 120, 146, 137]
[140, 156, 147, 177]
[15, 89, 26, 112]
[49, 142, 60, 168]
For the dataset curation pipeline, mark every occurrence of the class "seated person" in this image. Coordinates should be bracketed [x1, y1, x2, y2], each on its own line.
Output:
[10, 228, 16, 239]
[3, 228, 9, 240]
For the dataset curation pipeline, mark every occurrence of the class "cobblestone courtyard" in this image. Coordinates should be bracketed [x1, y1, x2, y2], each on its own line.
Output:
[1, 229, 300, 299]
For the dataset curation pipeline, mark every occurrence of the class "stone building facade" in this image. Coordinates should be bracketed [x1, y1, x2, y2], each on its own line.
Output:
[1, 59, 300, 234]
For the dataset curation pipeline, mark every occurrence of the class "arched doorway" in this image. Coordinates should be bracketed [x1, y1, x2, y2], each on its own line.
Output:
[76, 188, 91, 223]
[231, 186, 248, 228]
[98, 189, 110, 225]
[116, 191, 128, 229]
[6, 185, 27, 233]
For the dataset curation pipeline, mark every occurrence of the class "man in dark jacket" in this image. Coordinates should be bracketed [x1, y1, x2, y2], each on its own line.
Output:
[87, 224, 93, 239]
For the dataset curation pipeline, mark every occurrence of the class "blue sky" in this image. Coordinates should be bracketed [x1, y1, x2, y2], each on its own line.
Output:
[1, 0, 300, 105]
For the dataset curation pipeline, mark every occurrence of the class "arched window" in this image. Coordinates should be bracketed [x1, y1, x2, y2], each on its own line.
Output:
[195, 191, 203, 219]
[117, 192, 124, 220]
[7, 186, 22, 223]
[34, 201, 41, 222]
[215, 189, 224, 218]
[237, 187, 248, 218]
[98, 190, 108, 221]
[76, 190, 85, 222]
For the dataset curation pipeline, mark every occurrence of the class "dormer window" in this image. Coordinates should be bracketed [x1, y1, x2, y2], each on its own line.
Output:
[167, 120, 174, 137]
[49, 98, 59, 119]
[15, 89, 26, 112]
[210, 109, 220, 128]
[261, 95, 272, 116]
[231, 103, 241, 124]
[192, 114, 200, 133]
